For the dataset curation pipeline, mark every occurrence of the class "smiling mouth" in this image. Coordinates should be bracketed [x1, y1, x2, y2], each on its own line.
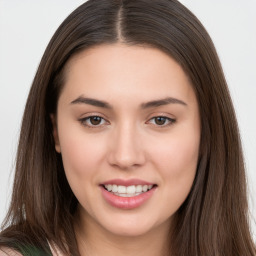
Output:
[102, 184, 157, 197]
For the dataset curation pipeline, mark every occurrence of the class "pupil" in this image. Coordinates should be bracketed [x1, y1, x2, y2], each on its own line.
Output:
[155, 117, 166, 125]
[90, 116, 101, 125]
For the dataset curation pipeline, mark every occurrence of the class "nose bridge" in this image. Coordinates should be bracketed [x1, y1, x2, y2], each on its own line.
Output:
[108, 120, 145, 169]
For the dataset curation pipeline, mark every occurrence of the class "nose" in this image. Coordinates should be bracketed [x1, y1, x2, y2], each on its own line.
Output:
[107, 122, 146, 170]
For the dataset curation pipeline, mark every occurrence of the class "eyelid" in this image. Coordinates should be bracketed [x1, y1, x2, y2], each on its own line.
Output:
[78, 113, 110, 128]
[146, 114, 176, 127]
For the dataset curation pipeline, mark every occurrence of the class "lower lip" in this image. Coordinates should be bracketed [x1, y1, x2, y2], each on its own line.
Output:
[100, 186, 156, 209]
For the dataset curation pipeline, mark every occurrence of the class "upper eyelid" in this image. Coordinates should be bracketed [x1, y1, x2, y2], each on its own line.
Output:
[146, 112, 176, 120]
[149, 116, 175, 121]
[147, 116, 175, 124]
[78, 112, 108, 120]
[79, 115, 108, 122]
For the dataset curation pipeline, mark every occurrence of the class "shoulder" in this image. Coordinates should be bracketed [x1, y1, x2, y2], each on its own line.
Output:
[0, 245, 53, 256]
[0, 226, 53, 255]
[0, 247, 23, 256]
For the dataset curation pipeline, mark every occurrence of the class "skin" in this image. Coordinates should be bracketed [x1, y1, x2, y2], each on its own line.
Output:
[52, 43, 201, 256]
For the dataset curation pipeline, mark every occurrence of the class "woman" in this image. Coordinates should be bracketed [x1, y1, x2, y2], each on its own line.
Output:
[0, 0, 255, 255]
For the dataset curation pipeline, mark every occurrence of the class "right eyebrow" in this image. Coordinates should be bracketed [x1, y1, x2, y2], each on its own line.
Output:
[141, 97, 187, 109]
[70, 96, 112, 109]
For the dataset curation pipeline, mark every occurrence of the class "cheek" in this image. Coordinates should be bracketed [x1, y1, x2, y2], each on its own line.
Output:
[57, 125, 107, 184]
[58, 129, 108, 212]
[149, 128, 200, 209]
[151, 128, 199, 173]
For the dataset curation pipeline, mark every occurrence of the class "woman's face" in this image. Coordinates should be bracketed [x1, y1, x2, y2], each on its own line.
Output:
[53, 44, 200, 237]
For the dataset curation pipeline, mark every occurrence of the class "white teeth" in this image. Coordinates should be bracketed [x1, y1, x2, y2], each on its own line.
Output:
[118, 185, 126, 194]
[112, 184, 118, 192]
[142, 185, 148, 192]
[136, 185, 142, 193]
[104, 184, 154, 197]
[127, 185, 136, 194]
[107, 184, 112, 191]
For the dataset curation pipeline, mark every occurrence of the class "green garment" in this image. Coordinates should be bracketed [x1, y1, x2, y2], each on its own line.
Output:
[6, 243, 53, 256]
[19, 245, 52, 256]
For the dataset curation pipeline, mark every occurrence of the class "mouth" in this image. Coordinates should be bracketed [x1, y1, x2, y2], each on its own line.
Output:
[101, 184, 157, 197]
[100, 179, 157, 209]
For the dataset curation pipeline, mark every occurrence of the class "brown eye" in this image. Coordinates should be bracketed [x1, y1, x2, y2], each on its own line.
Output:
[79, 115, 107, 127]
[148, 116, 176, 127]
[155, 117, 167, 125]
[90, 116, 102, 125]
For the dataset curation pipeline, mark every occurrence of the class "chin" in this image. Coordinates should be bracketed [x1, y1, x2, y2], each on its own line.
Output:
[99, 213, 169, 238]
[105, 223, 155, 237]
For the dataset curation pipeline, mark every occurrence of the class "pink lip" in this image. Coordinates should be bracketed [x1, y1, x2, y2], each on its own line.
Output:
[101, 179, 154, 186]
[100, 185, 157, 210]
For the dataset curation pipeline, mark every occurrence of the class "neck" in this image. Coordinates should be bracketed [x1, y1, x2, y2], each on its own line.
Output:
[75, 209, 171, 256]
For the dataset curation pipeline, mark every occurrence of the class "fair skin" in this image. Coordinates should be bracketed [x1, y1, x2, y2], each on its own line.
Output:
[52, 43, 201, 256]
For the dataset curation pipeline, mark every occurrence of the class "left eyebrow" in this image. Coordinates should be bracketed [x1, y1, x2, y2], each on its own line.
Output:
[141, 97, 187, 109]
[70, 96, 112, 109]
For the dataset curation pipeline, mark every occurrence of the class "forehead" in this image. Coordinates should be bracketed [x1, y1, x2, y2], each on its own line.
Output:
[60, 43, 196, 106]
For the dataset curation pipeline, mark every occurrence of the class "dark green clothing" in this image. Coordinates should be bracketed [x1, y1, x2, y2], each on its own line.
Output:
[1, 244, 53, 256]
[17, 245, 52, 256]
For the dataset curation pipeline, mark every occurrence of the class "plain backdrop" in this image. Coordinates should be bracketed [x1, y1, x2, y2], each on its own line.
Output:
[0, 0, 255, 240]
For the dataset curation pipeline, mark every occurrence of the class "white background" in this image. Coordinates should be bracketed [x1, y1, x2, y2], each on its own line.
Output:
[0, 0, 255, 240]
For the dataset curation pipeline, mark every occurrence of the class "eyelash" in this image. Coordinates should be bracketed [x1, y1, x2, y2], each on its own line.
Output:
[79, 115, 108, 128]
[79, 115, 176, 128]
[147, 116, 176, 127]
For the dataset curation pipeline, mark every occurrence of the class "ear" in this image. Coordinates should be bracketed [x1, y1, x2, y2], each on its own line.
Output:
[50, 114, 61, 153]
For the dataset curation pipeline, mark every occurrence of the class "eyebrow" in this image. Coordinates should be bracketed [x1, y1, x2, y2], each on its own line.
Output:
[70, 96, 112, 109]
[140, 97, 187, 109]
[70, 96, 187, 109]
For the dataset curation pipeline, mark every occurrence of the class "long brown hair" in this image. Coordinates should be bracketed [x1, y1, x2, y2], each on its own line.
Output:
[1, 0, 255, 255]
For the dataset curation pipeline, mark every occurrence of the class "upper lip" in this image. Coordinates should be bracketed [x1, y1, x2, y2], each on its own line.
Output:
[101, 179, 155, 186]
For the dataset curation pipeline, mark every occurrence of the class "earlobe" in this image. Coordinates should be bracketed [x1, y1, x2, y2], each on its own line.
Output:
[50, 114, 61, 153]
